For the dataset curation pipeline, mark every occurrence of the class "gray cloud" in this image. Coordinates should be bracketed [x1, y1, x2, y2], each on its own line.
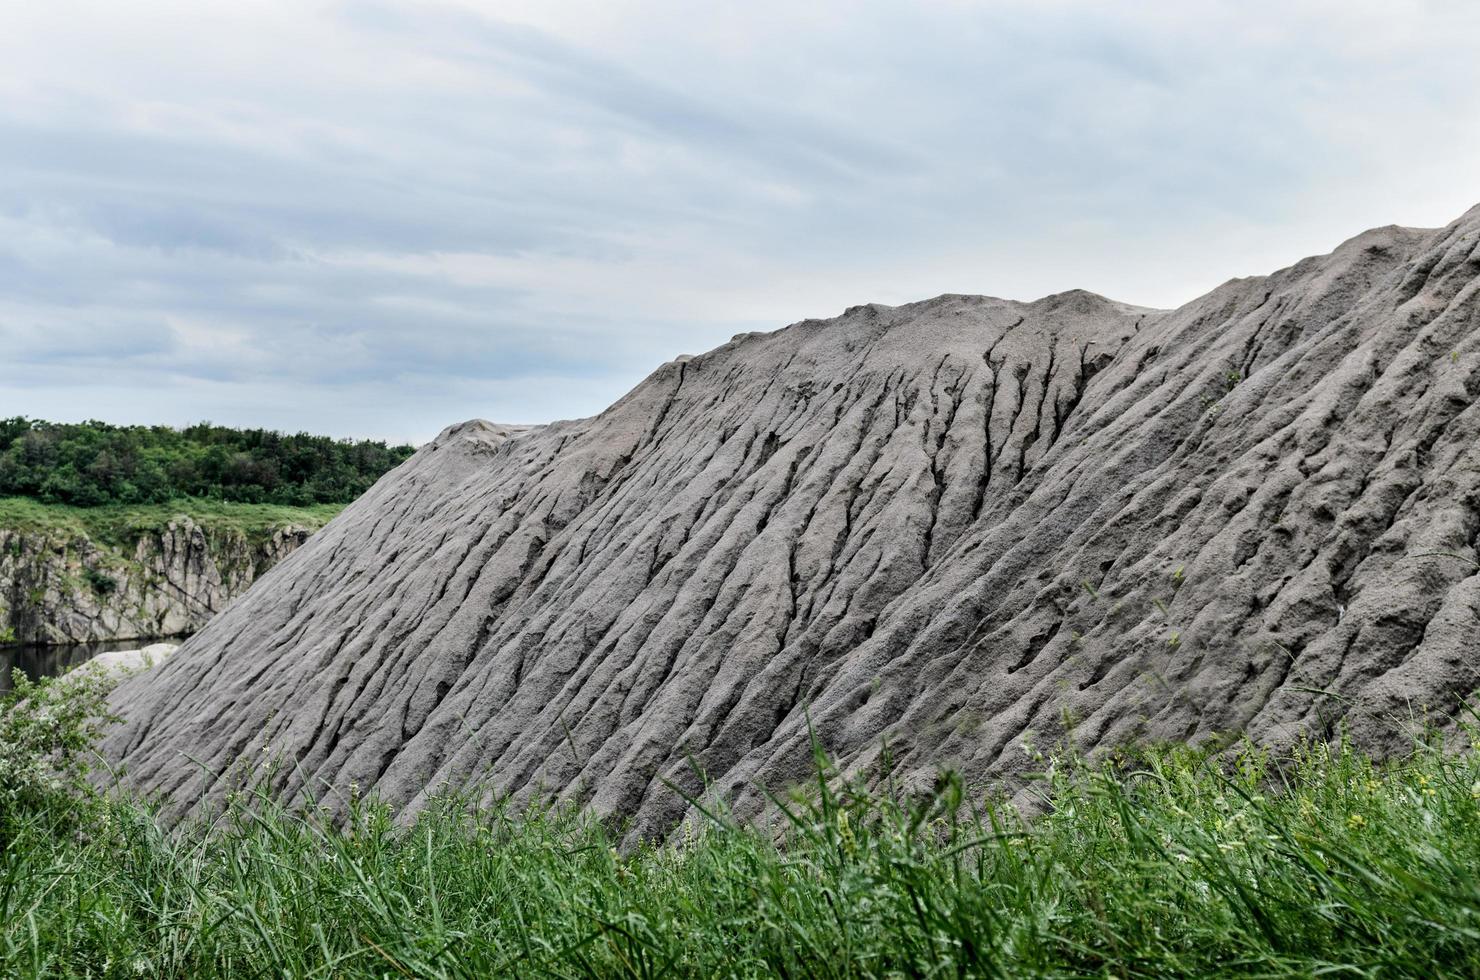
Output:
[0, 0, 1477, 442]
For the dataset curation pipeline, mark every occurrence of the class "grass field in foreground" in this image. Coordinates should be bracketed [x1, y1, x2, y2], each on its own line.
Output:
[0, 496, 344, 547]
[5, 671, 1480, 977]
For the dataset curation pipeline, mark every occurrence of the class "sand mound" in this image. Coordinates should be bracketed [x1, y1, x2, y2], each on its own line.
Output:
[105, 206, 1480, 836]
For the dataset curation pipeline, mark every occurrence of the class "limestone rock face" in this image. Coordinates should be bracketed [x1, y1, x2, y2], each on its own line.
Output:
[105, 207, 1480, 836]
[1, 518, 314, 645]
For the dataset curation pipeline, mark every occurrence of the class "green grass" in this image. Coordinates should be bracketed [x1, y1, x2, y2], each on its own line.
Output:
[0, 497, 344, 548]
[6, 673, 1480, 979]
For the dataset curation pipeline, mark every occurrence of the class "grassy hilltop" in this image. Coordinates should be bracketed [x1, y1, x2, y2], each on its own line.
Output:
[0, 497, 346, 549]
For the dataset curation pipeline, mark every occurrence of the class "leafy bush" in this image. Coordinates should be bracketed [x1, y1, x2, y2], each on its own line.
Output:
[0, 667, 117, 839]
[81, 566, 117, 596]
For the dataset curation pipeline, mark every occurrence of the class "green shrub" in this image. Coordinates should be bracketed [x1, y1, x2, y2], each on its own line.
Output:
[81, 566, 117, 596]
[0, 668, 117, 839]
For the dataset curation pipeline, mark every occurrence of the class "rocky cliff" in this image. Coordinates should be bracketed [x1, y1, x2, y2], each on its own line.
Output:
[1, 518, 313, 645]
[105, 206, 1480, 838]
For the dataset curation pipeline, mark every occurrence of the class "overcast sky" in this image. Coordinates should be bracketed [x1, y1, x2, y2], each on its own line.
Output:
[2, 1, 1478, 444]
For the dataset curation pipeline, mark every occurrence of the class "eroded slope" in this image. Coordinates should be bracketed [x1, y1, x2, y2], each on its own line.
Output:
[105, 208, 1480, 835]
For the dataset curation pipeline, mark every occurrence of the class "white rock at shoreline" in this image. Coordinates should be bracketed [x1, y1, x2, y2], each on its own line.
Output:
[71, 643, 179, 680]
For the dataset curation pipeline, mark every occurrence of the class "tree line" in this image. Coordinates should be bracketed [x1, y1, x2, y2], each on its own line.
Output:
[0, 418, 417, 507]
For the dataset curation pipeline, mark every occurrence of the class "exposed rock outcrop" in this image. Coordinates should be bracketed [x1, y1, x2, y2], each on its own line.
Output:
[1, 519, 313, 645]
[105, 207, 1480, 838]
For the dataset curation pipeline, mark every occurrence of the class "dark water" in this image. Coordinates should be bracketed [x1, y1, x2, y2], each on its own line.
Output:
[0, 639, 161, 693]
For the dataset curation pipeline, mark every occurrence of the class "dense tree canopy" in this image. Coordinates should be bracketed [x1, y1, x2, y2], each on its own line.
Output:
[0, 418, 417, 506]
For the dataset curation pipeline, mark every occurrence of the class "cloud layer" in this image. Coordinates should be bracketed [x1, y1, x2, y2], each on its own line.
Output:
[2, 0, 1478, 442]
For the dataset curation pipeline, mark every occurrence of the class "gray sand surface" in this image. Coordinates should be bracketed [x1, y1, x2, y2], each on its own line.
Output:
[105, 206, 1480, 837]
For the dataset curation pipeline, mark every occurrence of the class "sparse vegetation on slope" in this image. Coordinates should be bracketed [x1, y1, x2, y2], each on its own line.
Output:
[7, 671, 1480, 977]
